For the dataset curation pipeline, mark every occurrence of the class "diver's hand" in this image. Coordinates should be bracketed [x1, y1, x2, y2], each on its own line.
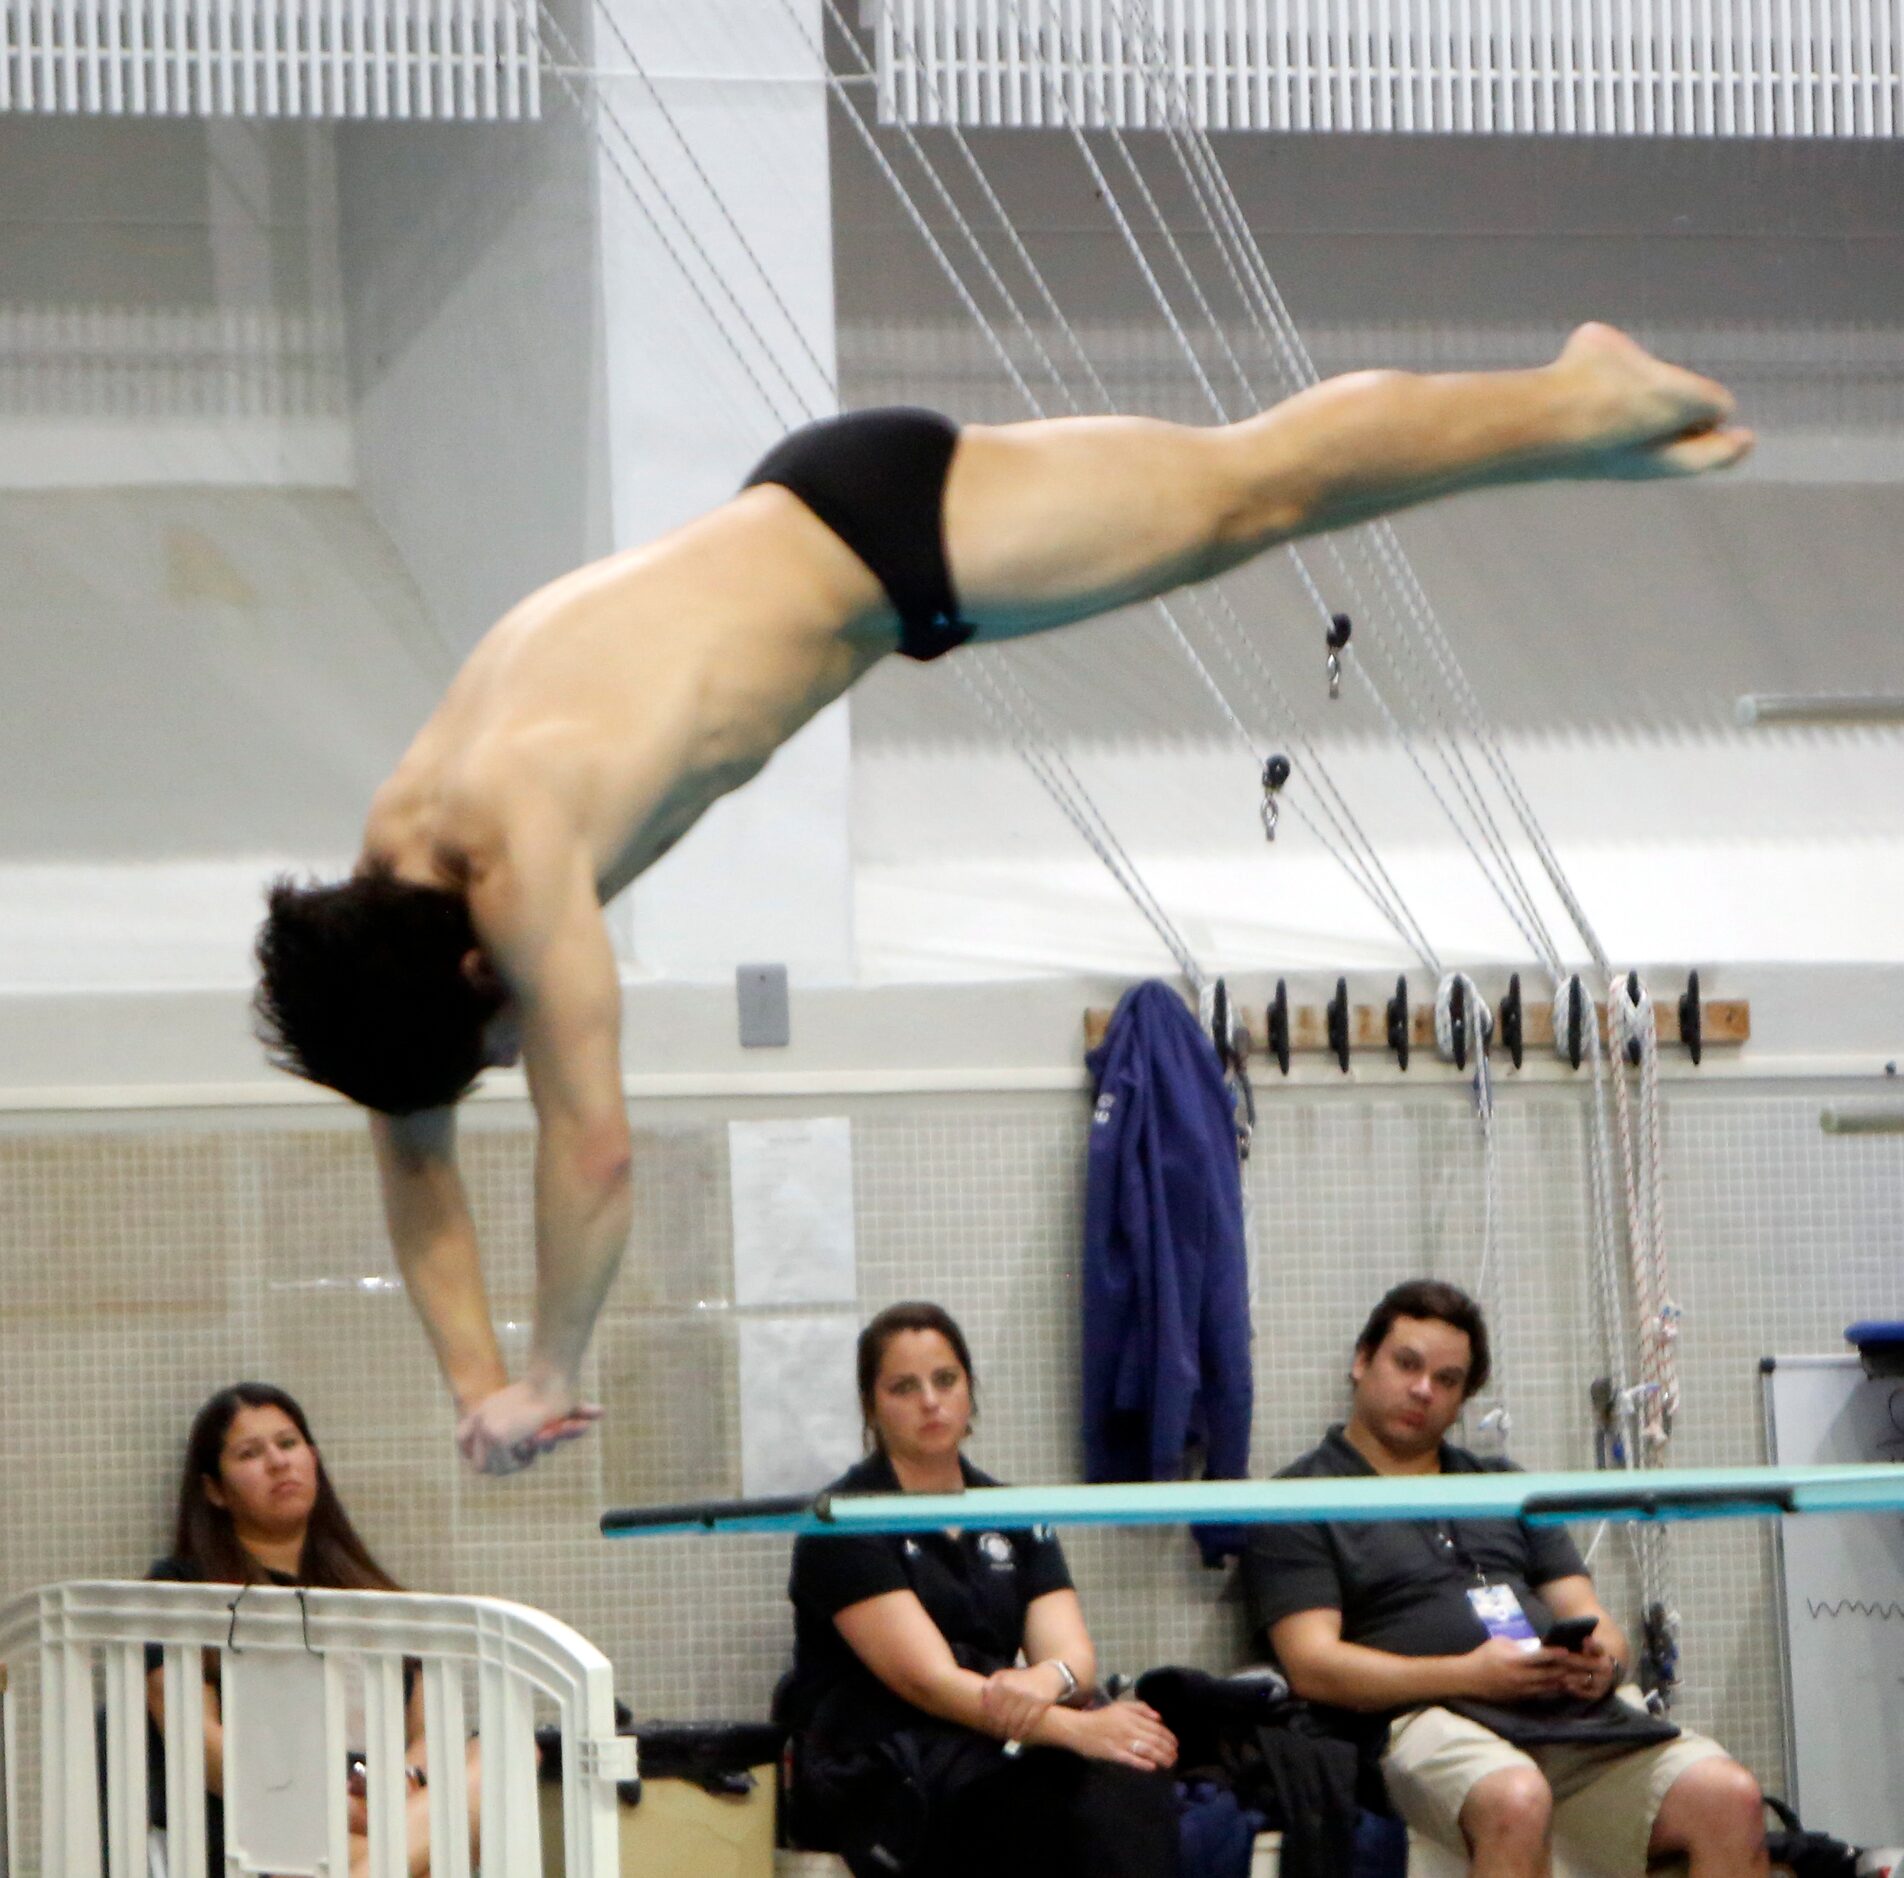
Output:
[456, 1380, 602, 1475]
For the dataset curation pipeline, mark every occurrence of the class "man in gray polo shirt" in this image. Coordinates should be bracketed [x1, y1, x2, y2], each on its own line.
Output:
[1244, 1280, 1765, 1878]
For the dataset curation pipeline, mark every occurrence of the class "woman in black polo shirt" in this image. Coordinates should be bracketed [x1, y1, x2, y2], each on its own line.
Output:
[778, 1301, 1181, 1878]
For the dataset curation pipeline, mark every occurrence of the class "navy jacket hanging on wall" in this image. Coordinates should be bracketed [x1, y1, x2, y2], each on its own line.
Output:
[1084, 981, 1253, 1563]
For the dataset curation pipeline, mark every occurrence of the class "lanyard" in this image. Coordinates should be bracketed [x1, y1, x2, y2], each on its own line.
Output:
[1424, 1519, 1490, 1588]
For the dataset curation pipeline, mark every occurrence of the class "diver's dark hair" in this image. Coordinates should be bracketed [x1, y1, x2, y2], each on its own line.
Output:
[856, 1301, 978, 1451]
[172, 1383, 402, 1592]
[254, 867, 503, 1116]
[1354, 1278, 1492, 1400]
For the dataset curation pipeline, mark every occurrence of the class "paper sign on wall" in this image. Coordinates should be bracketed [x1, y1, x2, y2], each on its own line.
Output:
[738, 1314, 864, 1497]
[728, 1117, 856, 1306]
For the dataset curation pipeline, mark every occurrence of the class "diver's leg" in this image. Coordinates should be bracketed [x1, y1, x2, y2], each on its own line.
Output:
[940, 323, 1748, 641]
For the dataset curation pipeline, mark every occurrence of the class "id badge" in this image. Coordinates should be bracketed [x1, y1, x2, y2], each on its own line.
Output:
[1467, 1583, 1539, 1651]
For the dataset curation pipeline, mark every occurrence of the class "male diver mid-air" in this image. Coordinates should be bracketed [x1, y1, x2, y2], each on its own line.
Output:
[256, 324, 1750, 1473]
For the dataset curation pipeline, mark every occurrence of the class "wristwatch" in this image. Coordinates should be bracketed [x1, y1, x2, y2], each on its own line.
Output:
[1042, 1658, 1079, 1702]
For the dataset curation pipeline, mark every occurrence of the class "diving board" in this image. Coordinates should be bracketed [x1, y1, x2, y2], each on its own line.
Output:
[603, 1462, 1904, 1542]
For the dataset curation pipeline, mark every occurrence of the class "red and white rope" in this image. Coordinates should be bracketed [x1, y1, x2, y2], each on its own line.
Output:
[1608, 976, 1680, 1454]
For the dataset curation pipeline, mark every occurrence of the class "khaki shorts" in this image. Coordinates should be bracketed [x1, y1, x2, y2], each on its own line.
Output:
[1382, 1688, 1730, 1877]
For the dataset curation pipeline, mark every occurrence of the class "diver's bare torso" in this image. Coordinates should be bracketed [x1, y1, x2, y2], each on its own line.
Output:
[360, 484, 894, 901]
[353, 483, 912, 1475]
[363, 326, 1752, 930]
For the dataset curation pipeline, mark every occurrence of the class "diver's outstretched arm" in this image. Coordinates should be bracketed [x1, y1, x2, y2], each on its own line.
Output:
[453, 804, 631, 1474]
[371, 1108, 510, 1417]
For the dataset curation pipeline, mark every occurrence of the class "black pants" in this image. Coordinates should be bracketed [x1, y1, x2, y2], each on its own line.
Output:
[935, 1750, 1181, 1878]
[800, 1720, 1180, 1878]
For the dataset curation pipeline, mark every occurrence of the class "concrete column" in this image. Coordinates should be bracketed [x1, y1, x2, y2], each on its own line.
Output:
[337, 0, 613, 657]
[598, 0, 853, 986]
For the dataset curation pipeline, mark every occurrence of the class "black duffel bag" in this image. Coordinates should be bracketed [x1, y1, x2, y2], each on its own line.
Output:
[536, 1702, 784, 1806]
[1764, 1795, 1859, 1878]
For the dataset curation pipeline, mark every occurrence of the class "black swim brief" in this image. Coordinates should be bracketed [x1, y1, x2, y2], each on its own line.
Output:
[743, 406, 977, 662]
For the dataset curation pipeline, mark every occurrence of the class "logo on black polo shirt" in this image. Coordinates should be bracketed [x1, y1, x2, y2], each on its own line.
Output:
[977, 1532, 1015, 1569]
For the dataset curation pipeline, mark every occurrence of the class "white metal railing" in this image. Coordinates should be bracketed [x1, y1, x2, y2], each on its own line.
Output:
[0, 0, 541, 118]
[871, 0, 1903, 137]
[0, 1579, 631, 1877]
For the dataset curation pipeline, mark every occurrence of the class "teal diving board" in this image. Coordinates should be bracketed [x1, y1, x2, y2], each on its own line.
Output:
[602, 1461, 1904, 1541]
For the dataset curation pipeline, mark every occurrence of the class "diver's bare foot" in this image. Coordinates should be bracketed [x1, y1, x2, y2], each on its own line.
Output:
[456, 1380, 603, 1476]
[1553, 321, 1754, 478]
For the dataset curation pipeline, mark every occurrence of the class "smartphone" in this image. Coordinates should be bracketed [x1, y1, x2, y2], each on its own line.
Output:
[1544, 1615, 1599, 1652]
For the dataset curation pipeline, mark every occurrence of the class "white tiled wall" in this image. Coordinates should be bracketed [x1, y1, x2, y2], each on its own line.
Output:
[2, 1076, 1897, 1839]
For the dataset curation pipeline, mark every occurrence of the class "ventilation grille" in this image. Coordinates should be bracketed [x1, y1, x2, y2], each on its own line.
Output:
[872, 0, 1901, 137]
[0, 0, 540, 118]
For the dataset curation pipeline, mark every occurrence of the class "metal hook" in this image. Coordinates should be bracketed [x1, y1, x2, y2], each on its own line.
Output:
[226, 1583, 319, 1656]
[1267, 979, 1291, 1076]
[1260, 753, 1291, 840]
[1207, 978, 1256, 1157]
[1678, 969, 1702, 1066]
[1327, 977, 1351, 1073]
[1499, 972, 1524, 1070]
[1624, 970, 1644, 1066]
[1386, 976, 1410, 1071]
[1562, 977, 1585, 1071]
[1325, 613, 1352, 701]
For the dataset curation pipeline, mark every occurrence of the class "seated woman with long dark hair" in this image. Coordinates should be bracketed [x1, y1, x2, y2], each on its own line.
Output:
[144, 1382, 480, 1876]
[777, 1301, 1182, 1878]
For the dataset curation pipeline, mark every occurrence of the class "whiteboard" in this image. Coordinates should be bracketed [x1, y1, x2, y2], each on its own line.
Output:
[1762, 1354, 1904, 1844]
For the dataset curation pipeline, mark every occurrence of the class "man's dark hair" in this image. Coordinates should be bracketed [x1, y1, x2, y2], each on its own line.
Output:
[1354, 1278, 1492, 1400]
[856, 1300, 978, 1451]
[254, 869, 504, 1116]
